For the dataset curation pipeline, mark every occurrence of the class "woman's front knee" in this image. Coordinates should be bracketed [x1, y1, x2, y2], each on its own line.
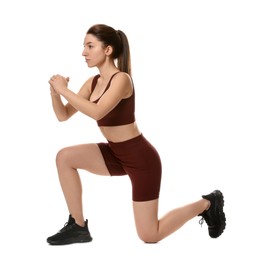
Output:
[56, 147, 71, 166]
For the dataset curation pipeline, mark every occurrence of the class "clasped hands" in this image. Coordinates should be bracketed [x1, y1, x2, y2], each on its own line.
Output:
[49, 74, 70, 95]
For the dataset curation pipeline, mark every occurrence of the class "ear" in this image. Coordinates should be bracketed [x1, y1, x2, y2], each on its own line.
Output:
[105, 45, 113, 56]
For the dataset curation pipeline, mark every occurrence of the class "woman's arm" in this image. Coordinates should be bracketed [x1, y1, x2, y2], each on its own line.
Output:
[49, 76, 92, 121]
[49, 73, 133, 121]
[50, 93, 77, 122]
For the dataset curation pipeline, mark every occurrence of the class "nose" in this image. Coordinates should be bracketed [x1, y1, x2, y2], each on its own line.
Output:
[82, 47, 87, 57]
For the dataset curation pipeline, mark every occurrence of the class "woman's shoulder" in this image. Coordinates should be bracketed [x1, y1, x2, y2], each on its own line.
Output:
[110, 72, 133, 98]
[115, 71, 131, 79]
[112, 71, 133, 86]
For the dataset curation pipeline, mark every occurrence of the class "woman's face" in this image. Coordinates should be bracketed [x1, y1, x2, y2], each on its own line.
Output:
[82, 34, 108, 68]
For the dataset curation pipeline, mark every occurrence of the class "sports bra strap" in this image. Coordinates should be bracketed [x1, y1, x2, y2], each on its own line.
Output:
[91, 74, 100, 92]
[90, 72, 121, 101]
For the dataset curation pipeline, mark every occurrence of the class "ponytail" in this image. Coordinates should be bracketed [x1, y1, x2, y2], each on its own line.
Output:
[116, 30, 132, 76]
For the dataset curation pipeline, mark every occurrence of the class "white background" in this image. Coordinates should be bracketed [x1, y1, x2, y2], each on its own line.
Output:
[0, 0, 255, 259]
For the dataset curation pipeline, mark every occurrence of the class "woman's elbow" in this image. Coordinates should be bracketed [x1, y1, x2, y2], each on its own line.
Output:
[89, 110, 105, 121]
[56, 113, 69, 122]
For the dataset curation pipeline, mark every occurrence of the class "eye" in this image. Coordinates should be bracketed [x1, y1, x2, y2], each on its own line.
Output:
[88, 44, 93, 49]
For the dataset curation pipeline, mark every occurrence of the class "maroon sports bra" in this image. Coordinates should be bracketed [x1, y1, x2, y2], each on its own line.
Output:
[90, 72, 135, 126]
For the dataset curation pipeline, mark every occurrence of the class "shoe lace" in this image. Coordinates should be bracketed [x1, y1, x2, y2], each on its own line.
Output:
[199, 213, 213, 228]
[199, 217, 204, 227]
[60, 221, 74, 232]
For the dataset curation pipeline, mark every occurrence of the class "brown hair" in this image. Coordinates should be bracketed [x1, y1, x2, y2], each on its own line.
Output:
[87, 24, 131, 75]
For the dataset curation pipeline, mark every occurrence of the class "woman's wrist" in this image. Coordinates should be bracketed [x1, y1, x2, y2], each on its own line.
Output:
[50, 92, 59, 96]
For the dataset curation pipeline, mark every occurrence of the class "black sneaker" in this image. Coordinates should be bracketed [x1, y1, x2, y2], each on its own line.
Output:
[198, 190, 226, 238]
[47, 215, 93, 245]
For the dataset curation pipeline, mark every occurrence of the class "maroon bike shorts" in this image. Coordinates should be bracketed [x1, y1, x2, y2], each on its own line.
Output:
[97, 134, 162, 202]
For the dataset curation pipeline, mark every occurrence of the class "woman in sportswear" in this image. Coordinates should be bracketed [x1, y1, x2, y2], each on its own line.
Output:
[47, 24, 226, 245]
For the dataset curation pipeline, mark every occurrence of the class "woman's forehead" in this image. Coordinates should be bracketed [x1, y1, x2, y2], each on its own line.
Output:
[84, 34, 99, 44]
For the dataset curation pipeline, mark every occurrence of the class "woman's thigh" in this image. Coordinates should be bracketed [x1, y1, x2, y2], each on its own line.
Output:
[56, 143, 110, 176]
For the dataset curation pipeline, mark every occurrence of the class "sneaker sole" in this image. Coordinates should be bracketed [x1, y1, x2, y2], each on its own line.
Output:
[209, 190, 226, 238]
[47, 235, 93, 246]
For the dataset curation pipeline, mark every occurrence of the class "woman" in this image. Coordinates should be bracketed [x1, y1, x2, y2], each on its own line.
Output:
[47, 24, 226, 245]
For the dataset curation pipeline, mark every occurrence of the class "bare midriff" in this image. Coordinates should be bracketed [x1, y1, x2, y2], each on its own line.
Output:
[99, 122, 141, 143]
